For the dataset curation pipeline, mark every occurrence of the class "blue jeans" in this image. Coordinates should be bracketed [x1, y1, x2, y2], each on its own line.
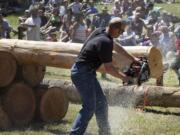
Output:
[70, 63, 111, 135]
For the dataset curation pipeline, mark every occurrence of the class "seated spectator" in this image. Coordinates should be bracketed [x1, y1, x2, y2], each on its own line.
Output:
[122, 0, 132, 16]
[81, 0, 88, 12]
[112, 0, 122, 17]
[94, 6, 112, 28]
[41, 8, 62, 35]
[138, 25, 154, 46]
[119, 22, 137, 46]
[130, 12, 147, 38]
[146, 3, 161, 24]
[46, 31, 58, 41]
[47, 0, 62, 9]
[131, 0, 145, 11]
[154, 11, 174, 31]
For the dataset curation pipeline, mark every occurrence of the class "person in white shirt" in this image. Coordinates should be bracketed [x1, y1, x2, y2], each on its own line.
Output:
[21, 6, 41, 41]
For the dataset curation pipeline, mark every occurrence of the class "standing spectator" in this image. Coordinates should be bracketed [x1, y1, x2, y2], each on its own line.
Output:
[159, 26, 176, 57]
[59, 0, 69, 17]
[0, 13, 12, 39]
[38, 9, 48, 27]
[70, 14, 87, 43]
[59, 8, 73, 42]
[17, 9, 31, 39]
[95, 6, 112, 28]
[21, 6, 41, 41]
[68, 0, 82, 16]
[131, 12, 147, 38]
[84, 0, 98, 16]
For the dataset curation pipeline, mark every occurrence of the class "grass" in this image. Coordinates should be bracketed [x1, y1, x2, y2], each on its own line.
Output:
[2, 2, 180, 135]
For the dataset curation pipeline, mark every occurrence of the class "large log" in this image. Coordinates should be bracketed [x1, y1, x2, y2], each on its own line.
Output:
[0, 39, 163, 78]
[35, 85, 69, 122]
[22, 65, 46, 87]
[0, 104, 12, 129]
[3, 82, 36, 126]
[0, 51, 17, 87]
[43, 79, 180, 108]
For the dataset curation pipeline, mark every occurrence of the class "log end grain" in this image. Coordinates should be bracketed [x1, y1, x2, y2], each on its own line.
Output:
[40, 87, 69, 123]
[3, 82, 36, 126]
[22, 65, 46, 87]
[0, 51, 17, 87]
[148, 47, 163, 78]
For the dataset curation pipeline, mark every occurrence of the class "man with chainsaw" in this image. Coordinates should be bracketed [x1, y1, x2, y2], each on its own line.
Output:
[70, 17, 139, 135]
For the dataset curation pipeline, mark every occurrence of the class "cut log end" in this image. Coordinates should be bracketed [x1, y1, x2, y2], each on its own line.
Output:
[3, 82, 36, 126]
[40, 87, 69, 123]
[22, 65, 46, 87]
[148, 47, 163, 78]
[0, 51, 17, 87]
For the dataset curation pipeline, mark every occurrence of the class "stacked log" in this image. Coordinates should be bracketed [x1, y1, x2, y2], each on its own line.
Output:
[35, 86, 69, 123]
[0, 39, 163, 79]
[3, 82, 36, 126]
[0, 51, 17, 87]
[43, 79, 180, 108]
[0, 49, 69, 128]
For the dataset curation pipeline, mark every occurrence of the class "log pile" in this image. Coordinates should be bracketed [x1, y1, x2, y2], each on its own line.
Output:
[0, 39, 164, 129]
[0, 49, 69, 129]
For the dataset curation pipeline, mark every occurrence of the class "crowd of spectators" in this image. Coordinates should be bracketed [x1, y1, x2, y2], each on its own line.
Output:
[0, 0, 180, 81]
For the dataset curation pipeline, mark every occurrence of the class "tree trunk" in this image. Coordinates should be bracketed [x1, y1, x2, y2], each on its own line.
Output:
[42, 79, 180, 108]
[0, 51, 17, 87]
[35, 85, 69, 123]
[0, 39, 163, 78]
[3, 82, 36, 126]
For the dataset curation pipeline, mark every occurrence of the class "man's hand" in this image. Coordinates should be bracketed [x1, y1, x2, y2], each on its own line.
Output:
[122, 75, 133, 84]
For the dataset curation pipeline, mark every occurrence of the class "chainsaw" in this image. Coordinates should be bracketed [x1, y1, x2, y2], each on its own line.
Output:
[123, 57, 150, 86]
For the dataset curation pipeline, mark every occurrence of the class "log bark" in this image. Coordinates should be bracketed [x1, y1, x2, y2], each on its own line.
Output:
[22, 65, 46, 87]
[3, 82, 36, 126]
[0, 51, 17, 87]
[43, 79, 180, 108]
[0, 39, 163, 78]
[35, 85, 69, 122]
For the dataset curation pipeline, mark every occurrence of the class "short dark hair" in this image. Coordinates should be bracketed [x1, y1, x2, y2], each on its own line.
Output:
[109, 17, 126, 29]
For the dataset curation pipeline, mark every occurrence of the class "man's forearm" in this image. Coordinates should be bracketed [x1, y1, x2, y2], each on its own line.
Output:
[103, 63, 127, 81]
